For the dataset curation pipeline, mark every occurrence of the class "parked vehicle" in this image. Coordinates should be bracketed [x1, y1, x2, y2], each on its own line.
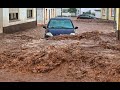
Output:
[43, 17, 78, 38]
[77, 14, 96, 19]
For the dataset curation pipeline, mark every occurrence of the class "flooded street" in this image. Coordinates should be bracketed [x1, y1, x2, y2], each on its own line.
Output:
[1, 19, 120, 82]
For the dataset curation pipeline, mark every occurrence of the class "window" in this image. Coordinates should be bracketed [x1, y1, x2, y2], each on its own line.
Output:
[27, 8, 33, 18]
[9, 13, 18, 20]
[9, 8, 19, 21]
[111, 8, 115, 17]
[48, 19, 74, 29]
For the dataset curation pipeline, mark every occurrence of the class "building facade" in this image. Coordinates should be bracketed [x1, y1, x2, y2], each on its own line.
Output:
[37, 8, 56, 25]
[101, 8, 115, 20]
[101, 8, 108, 19]
[95, 9, 101, 18]
[76, 8, 81, 16]
[56, 8, 61, 16]
[102, 8, 119, 40]
[37, 8, 44, 25]
[0, 8, 37, 33]
[108, 8, 115, 21]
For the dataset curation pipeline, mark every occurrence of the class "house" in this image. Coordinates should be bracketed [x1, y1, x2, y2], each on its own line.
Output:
[95, 9, 101, 18]
[0, 8, 37, 33]
[37, 8, 56, 25]
[101, 8, 115, 20]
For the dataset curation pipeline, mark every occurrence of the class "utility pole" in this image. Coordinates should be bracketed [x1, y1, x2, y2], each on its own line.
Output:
[61, 8, 62, 16]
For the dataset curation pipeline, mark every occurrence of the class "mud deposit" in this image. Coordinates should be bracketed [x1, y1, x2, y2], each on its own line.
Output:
[1, 30, 120, 82]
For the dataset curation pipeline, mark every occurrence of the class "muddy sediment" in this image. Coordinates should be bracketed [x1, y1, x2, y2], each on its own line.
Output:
[1, 31, 120, 81]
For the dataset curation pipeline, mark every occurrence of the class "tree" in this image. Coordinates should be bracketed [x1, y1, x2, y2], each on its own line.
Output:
[68, 8, 77, 14]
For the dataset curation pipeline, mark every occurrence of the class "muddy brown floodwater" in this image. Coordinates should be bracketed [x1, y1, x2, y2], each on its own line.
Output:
[0, 19, 120, 82]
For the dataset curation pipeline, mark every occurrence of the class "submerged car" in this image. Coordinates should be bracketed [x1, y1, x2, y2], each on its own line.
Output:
[43, 17, 78, 38]
[77, 14, 96, 19]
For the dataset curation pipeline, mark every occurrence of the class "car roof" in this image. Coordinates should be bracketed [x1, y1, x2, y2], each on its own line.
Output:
[50, 17, 71, 20]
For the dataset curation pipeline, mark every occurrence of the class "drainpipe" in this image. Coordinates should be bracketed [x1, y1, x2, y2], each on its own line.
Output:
[36, 8, 37, 26]
[43, 8, 45, 25]
[114, 8, 117, 31]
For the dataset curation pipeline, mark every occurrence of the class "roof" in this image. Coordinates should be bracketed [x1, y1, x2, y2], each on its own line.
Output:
[50, 17, 71, 20]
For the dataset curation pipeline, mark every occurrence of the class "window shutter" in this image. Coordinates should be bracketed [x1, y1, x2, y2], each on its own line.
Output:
[27, 8, 33, 18]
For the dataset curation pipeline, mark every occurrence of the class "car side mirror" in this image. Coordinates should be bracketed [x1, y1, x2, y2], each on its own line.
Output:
[75, 27, 78, 29]
[43, 25, 47, 29]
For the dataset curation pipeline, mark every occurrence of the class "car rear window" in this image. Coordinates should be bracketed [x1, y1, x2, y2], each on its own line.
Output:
[48, 19, 74, 29]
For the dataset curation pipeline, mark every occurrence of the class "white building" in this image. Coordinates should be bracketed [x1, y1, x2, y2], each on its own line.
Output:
[37, 8, 56, 25]
[76, 8, 81, 16]
[95, 9, 101, 18]
[56, 8, 61, 16]
[0, 8, 37, 33]
[37, 8, 44, 25]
